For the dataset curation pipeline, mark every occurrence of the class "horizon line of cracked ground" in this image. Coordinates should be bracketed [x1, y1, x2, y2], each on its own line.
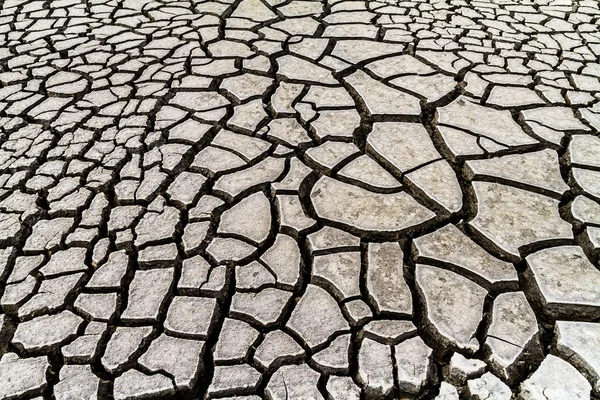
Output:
[1, 0, 600, 398]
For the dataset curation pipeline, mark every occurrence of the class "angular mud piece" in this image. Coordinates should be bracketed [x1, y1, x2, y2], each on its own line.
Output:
[266, 364, 323, 400]
[0, 353, 49, 399]
[554, 321, 600, 395]
[287, 284, 349, 348]
[366, 242, 412, 315]
[12, 311, 83, 352]
[416, 264, 486, 353]
[469, 182, 572, 258]
[519, 355, 591, 400]
[358, 338, 394, 397]
[413, 224, 518, 289]
[465, 149, 569, 197]
[467, 372, 512, 400]
[484, 292, 542, 383]
[525, 246, 600, 319]
[311, 177, 436, 234]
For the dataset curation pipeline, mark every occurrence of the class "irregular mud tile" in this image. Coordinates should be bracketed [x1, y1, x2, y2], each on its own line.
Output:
[230, 288, 292, 326]
[467, 372, 512, 400]
[108, 206, 143, 233]
[212, 130, 271, 162]
[209, 364, 261, 396]
[313, 252, 361, 300]
[260, 234, 301, 288]
[312, 333, 351, 372]
[436, 125, 484, 159]
[554, 321, 600, 394]
[446, 353, 486, 386]
[220, 74, 274, 103]
[332, 40, 404, 64]
[309, 109, 360, 141]
[207, 237, 256, 263]
[254, 330, 304, 369]
[344, 299, 373, 325]
[121, 268, 173, 322]
[236, 261, 276, 290]
[469, 182, 573, 258]
[326, 376, 361, 400]
[484, 292, 542, 383]
[435, 382, 460, 400]
[138, 334, 205, 390]
[277, 54, 337, 85]
[134, 206, 180, 247]
[573, 168, 600, 199]
[178, 256, 209, 292]
[568, 135, 600, 167]
[1, 275, 37, 312]
[191, 146, 246, 175]
[519, 355, 591, 400]
[266, 364, 323, 400]
[181, 222, 210, 254]
[416, 265, 486, 353]
[218, 191, 272, 245]
[168, 119, 212, 144]
[307, 226, 360, 253]
[213, 157, 286, 199]
[266, 118, 312, 147]
[138, 244, 179, 269]
[465, 149, 569, 197]
[367, 242, 412, 316]
[413, 224, 518, 288]
[406, 160, 463, 213]
[362, 320, 417, 345]
[367, 122, 440, 173]
[305, 141, 359, 172]
[358, 338, 394, 397]
[23, 217, 74, 251]
[0, 353, 49, 399]
[87, 250, 128, 289]
[165, 296, 216, 338]
[270, 82, 304, 116]
[62, 322, 106, 363]
[345, 70, 420, 116]
[390, 74, 457, 103]
[188, 196, 225, 222]
[287, 284, 349, 348]
[366, 55, 436, 78]
[74, 292, 118, 321]
[522, 107, 590, 135]
[18, 272, 85, 318]
[311, 177, 436, 234]
[437, 96, 537, 147]
[525, 246, 600, 319]
[54, 365, 100, 400]
[395, 336, 434, 395]
[338, 155, 402, 190]
[228, 99, 268, 133]
[276, 194, 317, 235]
[101, 326, 153, 373]
[486, 86, 545, 107]
[213, 318, 260, 362]
[272, 157, 312, 193]
[113, 370, 175, 400]
[571, 196, 600, 225]
[12, 311, 83, 353]
[166, 171, 207, 207]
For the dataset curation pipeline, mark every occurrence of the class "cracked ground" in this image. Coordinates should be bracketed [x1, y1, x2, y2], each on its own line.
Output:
[1, 0, 600, 399]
